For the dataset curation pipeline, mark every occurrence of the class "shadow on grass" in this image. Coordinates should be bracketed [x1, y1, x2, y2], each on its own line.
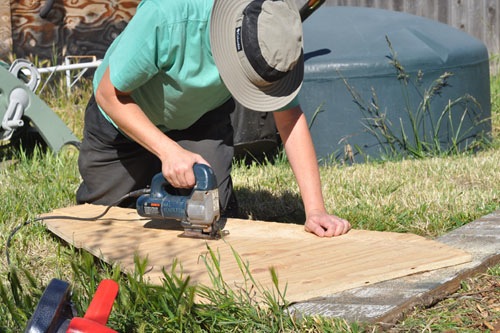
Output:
[233, 187, 306, 224]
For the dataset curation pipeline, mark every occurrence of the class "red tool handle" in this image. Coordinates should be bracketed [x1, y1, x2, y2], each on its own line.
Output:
[83, 279, 119, 325]
[67, 279, 119, 333]
[67, 318, 118, 333]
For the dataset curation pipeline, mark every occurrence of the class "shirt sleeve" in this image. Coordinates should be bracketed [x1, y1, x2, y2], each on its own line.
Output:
[108, 1, 170, 92]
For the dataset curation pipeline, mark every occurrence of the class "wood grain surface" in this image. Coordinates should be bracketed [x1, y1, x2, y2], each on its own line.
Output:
[42, 204, 472, 303]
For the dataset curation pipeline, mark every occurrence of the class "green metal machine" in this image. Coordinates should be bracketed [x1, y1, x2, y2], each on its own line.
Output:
[0, 59, 79, 153]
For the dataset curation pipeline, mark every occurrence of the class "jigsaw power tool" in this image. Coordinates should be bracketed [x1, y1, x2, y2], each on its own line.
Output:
[136, 164, 227, 239]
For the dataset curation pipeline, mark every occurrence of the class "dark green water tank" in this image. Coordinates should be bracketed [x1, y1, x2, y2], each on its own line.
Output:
[300, 6, 491, 162]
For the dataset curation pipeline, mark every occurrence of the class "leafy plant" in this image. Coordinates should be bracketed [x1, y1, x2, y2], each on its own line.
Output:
[1, 243, 355, 332]
[343, 36, 491, 160]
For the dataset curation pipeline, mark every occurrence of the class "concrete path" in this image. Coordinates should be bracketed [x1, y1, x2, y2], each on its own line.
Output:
[290, 210, 500, 327]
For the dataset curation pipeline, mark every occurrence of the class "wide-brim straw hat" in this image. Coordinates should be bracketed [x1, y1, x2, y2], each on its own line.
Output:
[210, 0, 304, 112]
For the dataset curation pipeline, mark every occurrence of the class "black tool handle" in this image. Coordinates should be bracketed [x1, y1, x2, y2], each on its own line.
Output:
[25, 279, 75, 333]
[299, 0, 326, 22]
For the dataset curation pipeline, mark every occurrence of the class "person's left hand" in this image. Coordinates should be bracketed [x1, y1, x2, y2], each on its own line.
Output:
[305, 210, 351, 237]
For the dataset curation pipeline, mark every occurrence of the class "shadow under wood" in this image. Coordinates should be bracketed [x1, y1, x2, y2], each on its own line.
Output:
[143, 219, 184, 231]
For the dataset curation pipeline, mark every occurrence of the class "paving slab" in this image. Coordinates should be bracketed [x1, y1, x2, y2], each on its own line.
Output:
[290, 210, 500, 326]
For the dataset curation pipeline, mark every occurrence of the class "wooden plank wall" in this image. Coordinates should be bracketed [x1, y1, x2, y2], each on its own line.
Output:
[324, 0, 500, 55]
[0, 0, 498, 62]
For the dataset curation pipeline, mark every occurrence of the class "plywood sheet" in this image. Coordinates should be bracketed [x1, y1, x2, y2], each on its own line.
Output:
[42, 204, 472, 303]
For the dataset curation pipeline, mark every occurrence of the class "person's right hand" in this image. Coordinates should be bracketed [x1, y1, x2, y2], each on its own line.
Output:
[160, 144, 209, 189]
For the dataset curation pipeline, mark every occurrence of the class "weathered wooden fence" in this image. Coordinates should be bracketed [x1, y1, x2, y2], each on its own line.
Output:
[324, 0, 500, 56]
[0, 0, 499, 63]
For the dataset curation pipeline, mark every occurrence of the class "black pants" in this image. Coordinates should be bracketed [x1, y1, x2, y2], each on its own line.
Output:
[76, 95, 237, 215]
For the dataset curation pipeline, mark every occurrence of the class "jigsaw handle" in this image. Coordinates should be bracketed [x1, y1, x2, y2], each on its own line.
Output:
[137, 164, 218, 221]
[149, 163, 217, 197]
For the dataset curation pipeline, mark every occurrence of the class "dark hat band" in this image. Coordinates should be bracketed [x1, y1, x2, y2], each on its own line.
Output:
[211, 0, 304, 111]
[241, 0, 289, 82]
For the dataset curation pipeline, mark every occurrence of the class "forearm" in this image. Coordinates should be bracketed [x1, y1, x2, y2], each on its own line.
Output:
[273, 106, 326, 215]
[95, 67, 179, 161]
[95, 66, 207, 188]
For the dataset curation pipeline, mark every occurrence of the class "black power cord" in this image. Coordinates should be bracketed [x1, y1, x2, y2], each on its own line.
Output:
[5, 188, 150, 266]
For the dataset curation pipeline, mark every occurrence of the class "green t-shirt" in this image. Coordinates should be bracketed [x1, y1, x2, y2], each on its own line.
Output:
[93, 0, 231, 131]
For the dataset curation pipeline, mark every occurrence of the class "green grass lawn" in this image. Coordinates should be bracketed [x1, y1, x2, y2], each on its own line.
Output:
[0, 62, 499, 331]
